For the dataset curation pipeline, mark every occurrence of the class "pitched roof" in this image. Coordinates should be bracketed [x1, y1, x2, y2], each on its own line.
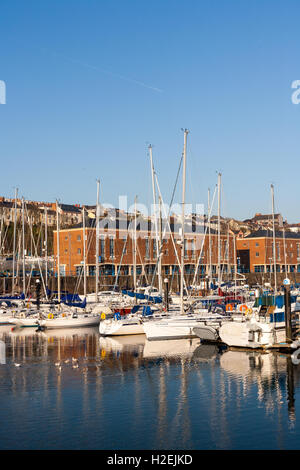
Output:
[244, 229, 300, 239]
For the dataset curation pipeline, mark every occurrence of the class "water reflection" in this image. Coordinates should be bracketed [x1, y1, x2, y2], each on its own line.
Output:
[0, 325, 300, 449]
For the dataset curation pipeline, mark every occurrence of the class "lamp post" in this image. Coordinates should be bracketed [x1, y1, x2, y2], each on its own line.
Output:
[164, 277, 169, 311]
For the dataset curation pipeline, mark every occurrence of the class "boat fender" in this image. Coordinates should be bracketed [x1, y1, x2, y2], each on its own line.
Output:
[101, 313, 106, 320]
[48, 313, 54, 320]
[114, 312, 121, 320]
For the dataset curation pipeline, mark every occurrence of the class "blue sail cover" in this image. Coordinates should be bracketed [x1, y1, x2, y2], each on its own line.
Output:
[62, 297, 87, 308]
[142, 306, 152, 316]
[129, 305, 153, 316]
[122, 290, 162, 304]
[0, 292, 25, 300]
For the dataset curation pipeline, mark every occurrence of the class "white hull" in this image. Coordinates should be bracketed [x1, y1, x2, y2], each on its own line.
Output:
[99, 317, 144, 336]
[219, 320, 286, 349]
[143, 313, 226, 341]
[9, 317, 40, 328]
[143, 322, 198, 340]
[0, 314, 16, 325]
[40, 315, 100, 329]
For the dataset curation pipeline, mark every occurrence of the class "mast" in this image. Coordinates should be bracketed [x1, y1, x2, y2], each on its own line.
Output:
[149, 144, 162, 295]
[22, 197, 26, 295]
[95, 179, 100, 302]
[12, 187, 18, 294]
[271, 184, 277, 293]
[180, 129, 188, 314]
[208, 188, 212, 289]
[133, 195, 137, 291]
[217, 173, 222, 286]
[233, 233, 237, 300]
[82, 206, 87, 297]
[158, 195, 163, 296]
[56, 199, 61, 302]
[44, 207, 48, 292]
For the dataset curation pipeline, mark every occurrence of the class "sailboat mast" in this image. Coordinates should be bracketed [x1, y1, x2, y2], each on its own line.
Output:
[271, 184, 277, 292]
[22, 197, 26, 295]
[82, 206, 87, 297]
[44, 207, 48, 293]
[95, 179, 100, 302]
[158, 195, 163, 295]
[208, 187, 212, 289]
[149, 144, 162, 295]
[12, 187, 18, 295]
[56, 199, 61, 302]
[133, 196, 137, 291]
[233, 233, 237, 300]
[217, 173, 221, 285]
[180, 129, 188, 314]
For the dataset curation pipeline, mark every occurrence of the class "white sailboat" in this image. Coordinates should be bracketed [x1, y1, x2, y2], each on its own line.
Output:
[39, 311, 101, 329]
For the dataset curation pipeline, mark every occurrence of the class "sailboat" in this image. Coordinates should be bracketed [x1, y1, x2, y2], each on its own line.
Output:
[143, 133, 231, 341]
[218, 185, 297, 349]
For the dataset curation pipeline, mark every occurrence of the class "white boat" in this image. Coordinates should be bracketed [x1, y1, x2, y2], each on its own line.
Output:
[10, 316, 40, 328]
[0, 312, 16, 325]
[99, 315, 144, 336]
[40, 312, 101, 329]
[218, 316, 286, 349]
[143, 313, 228, 341]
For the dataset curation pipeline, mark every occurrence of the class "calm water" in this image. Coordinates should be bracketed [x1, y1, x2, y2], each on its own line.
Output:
[0, 324, 300, 450]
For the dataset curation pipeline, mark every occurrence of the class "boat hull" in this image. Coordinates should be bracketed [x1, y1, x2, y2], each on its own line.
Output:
[99, 318, 144, 336]
[219, 320, 286, 349]
[40, 315, 100, 329]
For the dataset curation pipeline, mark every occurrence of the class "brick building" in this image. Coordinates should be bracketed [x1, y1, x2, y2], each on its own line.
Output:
[236, 230, 300, 273]
[53, 217, 236, 279]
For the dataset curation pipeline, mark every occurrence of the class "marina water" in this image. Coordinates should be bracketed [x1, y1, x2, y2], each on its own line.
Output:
[0, 325, 300, 450]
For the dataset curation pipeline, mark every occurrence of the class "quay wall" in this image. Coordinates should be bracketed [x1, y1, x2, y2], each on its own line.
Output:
[1, 272, 300, 296]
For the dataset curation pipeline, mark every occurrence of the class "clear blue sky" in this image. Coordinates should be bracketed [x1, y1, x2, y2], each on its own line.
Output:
[1, 0, 300, 222]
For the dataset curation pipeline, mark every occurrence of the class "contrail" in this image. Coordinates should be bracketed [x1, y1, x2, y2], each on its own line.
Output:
[40, 48, 163, 93]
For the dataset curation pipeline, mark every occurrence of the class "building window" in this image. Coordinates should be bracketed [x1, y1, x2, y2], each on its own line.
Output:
[276, 243, 280, 260]
[76, 266, 83, 276]
[77, 235, 81, 241]
[100, 238, 105, 257]
[255, 242, 259, 247]
[122, 237, 127, 254]
[255, 252, 259, 257]
[191, 239, 196, 258]
[153, 239, 157, 259]
[77, 248, 81, 255]
[145, 238, 150, 259]
[109, 237, 114, 258]
[89, 266, 95, 276]
[254, 265, 264, 273]
[184, 239, 188, 258]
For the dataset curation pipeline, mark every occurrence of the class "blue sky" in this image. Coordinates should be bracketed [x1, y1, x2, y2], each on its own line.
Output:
[1, 0, 300, 222]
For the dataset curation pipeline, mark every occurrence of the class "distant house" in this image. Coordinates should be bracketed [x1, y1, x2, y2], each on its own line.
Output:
[243, 213, 283, 228]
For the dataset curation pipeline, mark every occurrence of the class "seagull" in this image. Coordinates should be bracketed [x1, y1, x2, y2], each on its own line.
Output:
[14, 363, 21, 367]
[72, 363, 79, 369]
[64, 359, 70, 364]
[55, 362, 61, 367]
